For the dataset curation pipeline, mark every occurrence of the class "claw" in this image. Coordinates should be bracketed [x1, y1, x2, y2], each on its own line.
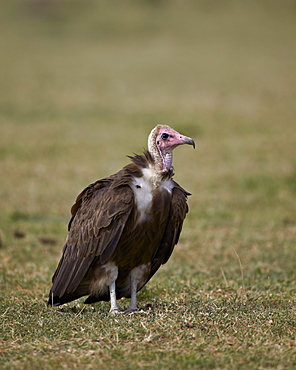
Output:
[109, 308, 123, 315]
[123, 307, 138, 314]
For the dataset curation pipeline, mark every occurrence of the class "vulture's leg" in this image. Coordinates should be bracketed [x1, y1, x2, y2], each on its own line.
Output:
[109, 280, 121, 314]
[125, 274, 138, 313]
[124, 265, 149, 313]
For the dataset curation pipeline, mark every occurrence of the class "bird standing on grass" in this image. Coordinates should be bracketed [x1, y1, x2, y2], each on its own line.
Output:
[48, 125, 195, 313]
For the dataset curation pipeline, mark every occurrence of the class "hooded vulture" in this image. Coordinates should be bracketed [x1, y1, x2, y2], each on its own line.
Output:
[48, 125, 194, 313]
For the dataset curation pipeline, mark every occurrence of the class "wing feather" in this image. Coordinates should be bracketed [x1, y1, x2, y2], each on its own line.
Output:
[49, 173, 134, 304]
[149, 182, 190, 279]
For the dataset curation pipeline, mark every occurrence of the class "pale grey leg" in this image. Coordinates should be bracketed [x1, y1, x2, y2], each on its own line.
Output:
[125, 275, 138, 313]
[109, 280, 121, 314]
[124, 264, 150, 313]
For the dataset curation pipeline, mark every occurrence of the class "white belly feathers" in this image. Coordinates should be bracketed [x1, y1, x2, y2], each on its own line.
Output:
[131, 167, 173, 224]
[131, 177, 153, 223]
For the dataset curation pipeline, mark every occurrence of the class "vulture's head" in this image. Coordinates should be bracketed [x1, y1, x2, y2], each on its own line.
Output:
[148, 125, 195, 171]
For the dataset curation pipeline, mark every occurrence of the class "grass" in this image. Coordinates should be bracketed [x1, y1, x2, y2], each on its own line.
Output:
[0, 0, 296, 368]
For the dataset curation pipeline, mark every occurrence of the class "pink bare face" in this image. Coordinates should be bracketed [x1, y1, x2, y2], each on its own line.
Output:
[154, 126, 195, 170]
[156, 127, 195, 155]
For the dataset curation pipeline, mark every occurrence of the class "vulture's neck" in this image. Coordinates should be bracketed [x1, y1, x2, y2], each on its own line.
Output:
[148, 131, 173, 172]
[146, 140, 173, 188]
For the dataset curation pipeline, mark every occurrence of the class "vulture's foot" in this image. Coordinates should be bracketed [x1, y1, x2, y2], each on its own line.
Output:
[124, 307, 138, 314]
[109, 308, 123, 315]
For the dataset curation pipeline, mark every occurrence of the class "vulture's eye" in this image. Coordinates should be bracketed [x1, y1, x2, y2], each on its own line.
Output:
[161, 133, 169, 140]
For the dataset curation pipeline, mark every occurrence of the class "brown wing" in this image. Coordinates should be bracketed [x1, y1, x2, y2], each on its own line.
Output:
[148, 182, 190, 280]
[48, 173, 134, 305]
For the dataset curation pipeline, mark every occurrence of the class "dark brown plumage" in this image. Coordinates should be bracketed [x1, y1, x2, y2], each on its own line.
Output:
[48, 125, 194, 313]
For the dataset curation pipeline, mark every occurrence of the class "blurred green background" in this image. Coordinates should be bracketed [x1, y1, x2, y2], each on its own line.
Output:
[1, 0, 295, 217]
[0, 0, 295, 368]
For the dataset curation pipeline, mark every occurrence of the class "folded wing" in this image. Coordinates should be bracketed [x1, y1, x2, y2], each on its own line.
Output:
[48, 174, 134, 305]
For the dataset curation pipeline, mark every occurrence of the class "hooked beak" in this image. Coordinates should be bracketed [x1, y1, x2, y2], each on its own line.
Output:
[182, 136, 196, 149]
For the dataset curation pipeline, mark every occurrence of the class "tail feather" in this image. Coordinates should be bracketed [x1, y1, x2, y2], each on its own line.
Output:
[48, 280, 91, 306]
[47, 292, 85, 306]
